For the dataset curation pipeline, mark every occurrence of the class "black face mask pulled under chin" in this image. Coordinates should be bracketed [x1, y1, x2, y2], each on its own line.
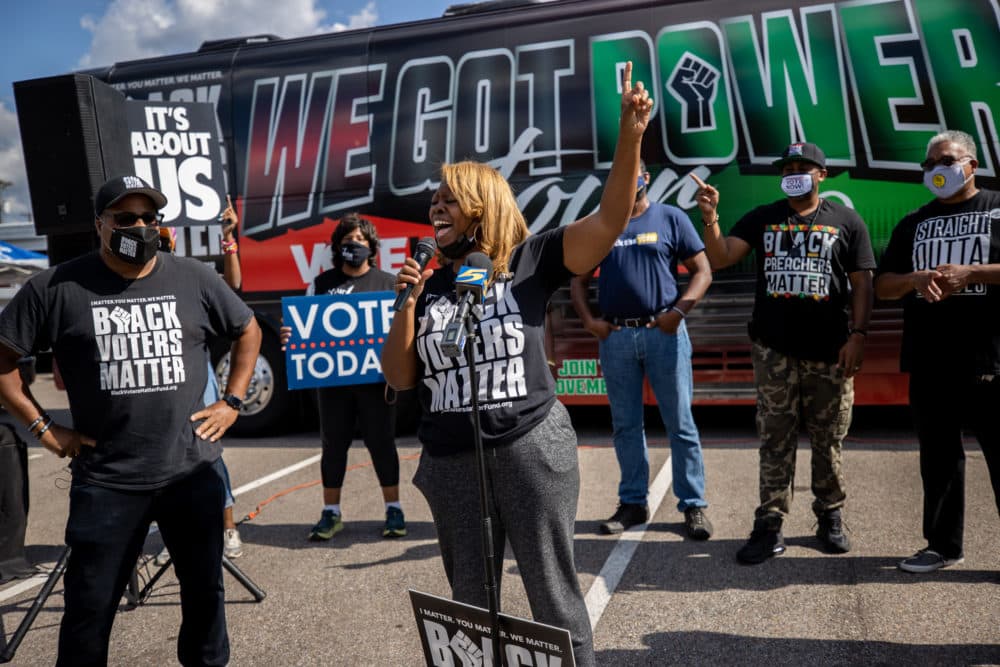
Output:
[438, 233, 477, 260]
[109, 226, 161, 265]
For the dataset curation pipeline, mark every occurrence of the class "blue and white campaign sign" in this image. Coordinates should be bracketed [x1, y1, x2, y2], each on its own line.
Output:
[282, 292, 395, 390]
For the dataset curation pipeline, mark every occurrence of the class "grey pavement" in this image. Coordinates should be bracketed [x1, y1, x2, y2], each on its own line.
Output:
[2, 375, 998, 665]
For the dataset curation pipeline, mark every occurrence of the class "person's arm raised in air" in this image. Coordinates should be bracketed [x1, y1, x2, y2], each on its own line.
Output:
[220, 194, 242, 291]
[562, 61, 653, 274]
[690, 173, 752, 270]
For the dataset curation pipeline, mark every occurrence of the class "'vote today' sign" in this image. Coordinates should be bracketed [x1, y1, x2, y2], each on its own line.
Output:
[282, 292, 395, 390]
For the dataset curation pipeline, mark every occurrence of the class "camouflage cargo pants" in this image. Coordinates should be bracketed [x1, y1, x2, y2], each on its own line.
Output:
[752, 342, 853, 518]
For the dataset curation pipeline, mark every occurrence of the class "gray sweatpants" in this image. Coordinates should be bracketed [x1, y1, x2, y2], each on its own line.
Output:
[414, 401, 595, 666]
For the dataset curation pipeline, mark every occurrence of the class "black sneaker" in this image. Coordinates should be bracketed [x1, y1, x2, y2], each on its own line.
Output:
[898, 549, 964, 573]
[683, 507, 713, 540]
[599, 503, 649, 534]
[736, 515, 786, 564]
[816, 508, 850, 553]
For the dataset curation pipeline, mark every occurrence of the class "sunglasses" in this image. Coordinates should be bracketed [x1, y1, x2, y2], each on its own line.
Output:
[920, 155, 970, 172]
[104, 211, 164, 227]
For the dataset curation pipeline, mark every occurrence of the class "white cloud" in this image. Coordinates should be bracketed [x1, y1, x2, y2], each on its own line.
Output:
[0, 1, 379, 227]
[78, 0, 379, 69]
[0, 102, 31, 221]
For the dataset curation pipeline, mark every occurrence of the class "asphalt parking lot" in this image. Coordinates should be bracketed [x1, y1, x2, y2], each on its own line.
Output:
[2, 376, 998, 665]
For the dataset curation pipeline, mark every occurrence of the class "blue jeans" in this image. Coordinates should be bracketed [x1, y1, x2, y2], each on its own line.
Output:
[59, 460, 229, 666]
[599, 321, 708, 511]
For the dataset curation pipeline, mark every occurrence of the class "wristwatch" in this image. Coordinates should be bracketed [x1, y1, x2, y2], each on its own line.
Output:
[222, 393, 244, 411]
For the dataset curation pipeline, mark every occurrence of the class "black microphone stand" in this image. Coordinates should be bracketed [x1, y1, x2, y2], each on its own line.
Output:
[459, 305, 503, 667]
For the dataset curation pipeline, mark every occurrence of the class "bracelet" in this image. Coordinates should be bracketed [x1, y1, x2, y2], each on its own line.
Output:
[222, 241, 239, 256]
[849, 328, 868, 338]
[703, 214, 719, 228]
[671, 306, 687, 319]
[34, 416, 53, 439]
[28, 413, 48, 433]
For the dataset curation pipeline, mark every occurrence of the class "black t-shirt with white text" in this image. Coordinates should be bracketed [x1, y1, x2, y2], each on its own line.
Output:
[877, 189, 1000, 375]
[413, 227, 571, 456]
[0, 252, 254, 490]
[730, 199, 876, 361]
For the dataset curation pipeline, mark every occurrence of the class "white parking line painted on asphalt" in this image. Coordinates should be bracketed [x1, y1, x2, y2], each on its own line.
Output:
[0, 453, 324, 604]
[0, 572, 51, 602]
[229, 453, 321, 497]
[584, 456, 672, 630]
[4, 449, 667, 623]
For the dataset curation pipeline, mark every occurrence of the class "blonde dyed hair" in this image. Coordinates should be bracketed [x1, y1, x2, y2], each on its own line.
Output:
[440, 161, 530, 276]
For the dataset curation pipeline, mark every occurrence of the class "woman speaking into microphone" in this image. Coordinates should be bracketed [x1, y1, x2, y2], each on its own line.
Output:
[382, 62, 651, 666]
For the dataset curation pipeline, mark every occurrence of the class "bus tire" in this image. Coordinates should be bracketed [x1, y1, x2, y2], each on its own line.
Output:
[213, 325, 291, 435]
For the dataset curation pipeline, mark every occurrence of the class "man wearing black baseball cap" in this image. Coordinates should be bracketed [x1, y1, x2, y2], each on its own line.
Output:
[0, 174, 262, 664]
[772, 141, 827, 170]
[692, 142, 875, 564]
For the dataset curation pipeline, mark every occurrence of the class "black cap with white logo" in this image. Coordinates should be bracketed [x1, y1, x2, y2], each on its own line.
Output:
[772, 142, 826, 170]
[95, 175, 167, 215]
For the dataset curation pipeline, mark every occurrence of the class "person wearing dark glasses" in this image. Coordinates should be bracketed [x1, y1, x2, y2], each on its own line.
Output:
[876, 130, 1000, 574]
[0, 175, 262, 665]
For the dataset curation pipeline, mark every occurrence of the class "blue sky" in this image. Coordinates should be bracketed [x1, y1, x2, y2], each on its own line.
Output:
[0, 0, 456, 219]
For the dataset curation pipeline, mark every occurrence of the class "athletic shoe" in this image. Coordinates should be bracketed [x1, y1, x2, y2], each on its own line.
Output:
[736, 515, 786, 564]
[309, 509, 343, 541]
[154, 546, 171, 567]
[815, 508, 851, 553]
[383, 506, 407, 538]
[599, 503, 649, 535]
[898, 549, 964, 573]
[684, 507, 713, 540]
[223, 528, 244, 559]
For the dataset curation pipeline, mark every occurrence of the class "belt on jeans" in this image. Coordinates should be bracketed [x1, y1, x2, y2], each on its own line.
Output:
[607, 315, 656, 327]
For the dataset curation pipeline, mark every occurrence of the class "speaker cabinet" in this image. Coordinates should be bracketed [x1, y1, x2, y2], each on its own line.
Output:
[13, 74, 132, 236]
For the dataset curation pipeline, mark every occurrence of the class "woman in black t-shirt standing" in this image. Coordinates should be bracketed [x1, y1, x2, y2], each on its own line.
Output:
[382, 62, 651, 667]
[282, 214, 406, 541]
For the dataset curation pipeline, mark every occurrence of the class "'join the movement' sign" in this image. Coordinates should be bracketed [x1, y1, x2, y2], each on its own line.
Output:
[282, 292, 395, 390]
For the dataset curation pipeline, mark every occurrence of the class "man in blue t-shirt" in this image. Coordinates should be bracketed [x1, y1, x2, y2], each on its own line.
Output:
[571, 161, 714, 539]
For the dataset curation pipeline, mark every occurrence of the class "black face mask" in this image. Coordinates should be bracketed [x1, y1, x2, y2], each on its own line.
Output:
[109, 226, 160, 265]
[438, 231, 477, 260]
[336, 241, 371, 268]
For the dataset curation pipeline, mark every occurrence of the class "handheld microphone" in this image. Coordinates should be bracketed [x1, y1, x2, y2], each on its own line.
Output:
[392, 237, 437, 312]
[441, 252, 493, 359]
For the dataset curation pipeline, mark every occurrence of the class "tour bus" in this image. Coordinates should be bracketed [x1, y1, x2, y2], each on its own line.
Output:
[28, 0, 1000, 430]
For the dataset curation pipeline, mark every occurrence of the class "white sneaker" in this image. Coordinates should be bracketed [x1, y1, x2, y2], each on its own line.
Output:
[224, 528, 243, 559]
[154, 546, 171, 567]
